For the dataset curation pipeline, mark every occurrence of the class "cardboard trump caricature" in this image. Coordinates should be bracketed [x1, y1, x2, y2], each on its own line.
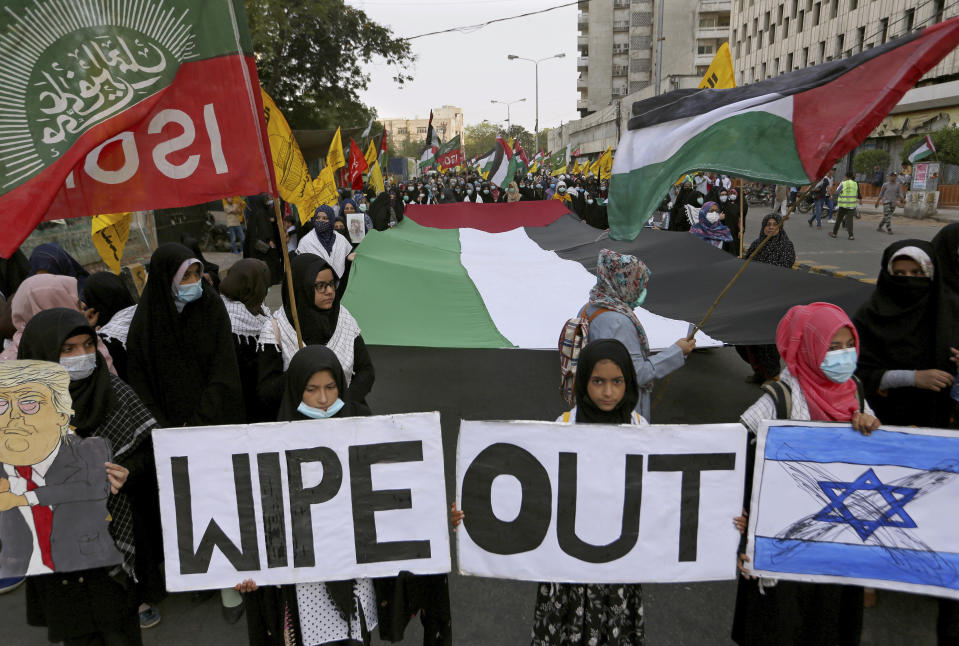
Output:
[0, 360, 121, 577]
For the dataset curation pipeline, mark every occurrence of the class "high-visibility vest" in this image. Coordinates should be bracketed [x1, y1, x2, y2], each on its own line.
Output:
[836, 179, 858, 208]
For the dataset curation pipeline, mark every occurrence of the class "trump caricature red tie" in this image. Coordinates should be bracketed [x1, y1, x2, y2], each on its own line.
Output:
[14, 466, 54, 570]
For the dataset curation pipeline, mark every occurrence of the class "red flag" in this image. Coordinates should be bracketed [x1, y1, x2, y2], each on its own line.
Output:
[347, 138, 369, 190]
[380, 125, 388, 156]
[0, 1, 273, 256]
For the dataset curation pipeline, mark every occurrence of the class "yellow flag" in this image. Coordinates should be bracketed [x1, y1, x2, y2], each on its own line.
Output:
[91, 213, 132, 274]
[698, 42, 736, 89]
[364, 140, 378, 167]
[368, 160, 385, 194]
[598, 146, 613, 180]
[327, 127, 346, 172]
[261, 89, 314, 215]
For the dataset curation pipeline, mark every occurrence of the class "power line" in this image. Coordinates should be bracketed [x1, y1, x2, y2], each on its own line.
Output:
[403, 0, 580, 40]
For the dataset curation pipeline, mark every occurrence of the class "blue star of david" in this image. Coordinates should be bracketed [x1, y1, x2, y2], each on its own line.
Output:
[814, 468, 918, 541]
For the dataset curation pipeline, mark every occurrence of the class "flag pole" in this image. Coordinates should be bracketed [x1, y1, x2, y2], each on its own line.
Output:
[738, 177, 744, 258]
[272, 196, 304, 349]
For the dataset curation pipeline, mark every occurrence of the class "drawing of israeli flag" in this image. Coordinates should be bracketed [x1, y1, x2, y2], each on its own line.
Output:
[746, 422, 959, 600]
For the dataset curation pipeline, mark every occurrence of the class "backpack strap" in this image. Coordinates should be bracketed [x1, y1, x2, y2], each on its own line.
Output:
[760, 380, 792, 420]
[585, 306, 610, 323]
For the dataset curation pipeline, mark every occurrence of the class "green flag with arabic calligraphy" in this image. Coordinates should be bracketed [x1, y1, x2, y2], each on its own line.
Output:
[0, 0, 274, 255]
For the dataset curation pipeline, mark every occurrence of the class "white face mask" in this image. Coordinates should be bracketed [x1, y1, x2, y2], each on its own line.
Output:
[719, 195, 728, 202]
[60, 353, 97, 381]
[706, 212, 721, 224]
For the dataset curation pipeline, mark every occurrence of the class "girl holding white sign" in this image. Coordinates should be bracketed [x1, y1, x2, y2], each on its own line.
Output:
[239, 345, 378, 646]
[533, 338, 647, 645]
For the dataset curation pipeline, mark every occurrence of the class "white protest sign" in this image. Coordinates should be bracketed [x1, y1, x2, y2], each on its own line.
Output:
[153, 412, 450, 592]
[347, 212, 366, 243]
[455, 420, 746, 583]
[747, 421, 959, 600]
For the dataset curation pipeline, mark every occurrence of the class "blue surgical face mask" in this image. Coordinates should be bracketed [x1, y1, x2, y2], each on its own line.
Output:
[176, 281, 203, 303]
[550, 183, 556, 189]
[630, 288, 647, 308]
[297, 399, 345, 419]
[820, 348, 857, 383]
[60, 353, 97, 381]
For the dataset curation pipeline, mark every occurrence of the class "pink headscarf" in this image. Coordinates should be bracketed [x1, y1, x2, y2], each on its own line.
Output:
[775, 302, 860, 422]
[0, 275, 116, 373]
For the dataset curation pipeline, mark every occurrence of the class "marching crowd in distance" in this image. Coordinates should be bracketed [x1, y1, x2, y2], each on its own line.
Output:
[0, 160, 958, 646]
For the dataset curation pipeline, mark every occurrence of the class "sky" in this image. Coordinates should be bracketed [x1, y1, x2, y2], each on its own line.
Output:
[347, 0, 581, 133]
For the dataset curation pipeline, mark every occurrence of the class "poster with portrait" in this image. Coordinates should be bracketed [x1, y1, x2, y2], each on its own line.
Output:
[0, 360, 122, 578]
[347, 212, 366, 244]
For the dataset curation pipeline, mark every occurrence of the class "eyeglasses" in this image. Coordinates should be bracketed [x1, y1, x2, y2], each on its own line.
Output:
[313, 280, 338, 293]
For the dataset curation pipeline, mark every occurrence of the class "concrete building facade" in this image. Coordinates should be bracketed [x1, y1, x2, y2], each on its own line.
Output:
[382, 105, 464, 146]
[731, 0, 959, 84]
[577, 0, 731, 117]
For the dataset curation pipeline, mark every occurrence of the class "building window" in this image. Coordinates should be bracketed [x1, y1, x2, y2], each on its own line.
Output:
[850, 0, 857, 9]
[777, 4, 784, 24]
[758, 31, 764, 47]
[753, 17, 758, 34]
[813, 2, 820, 26]
[856, 26, 865, 52]
[699, 16, 716, 28]
[835, 33, 844, 58]
[417, 127, 427, 134]
[719, 15, 730, 27]
[761, 62, 767, 78]
[802, 46, 808, 67]
[764, 10, 770, 29]
[830, 0, 838, 18]
[791, 0, 798, 18]
[905, 8, 916, 31]
[880, 17, 889, 44]
[770, 23, 776, 43]
[397, 128, 408, 134]
[746, 36, 751, 54]
[797, 9, 804, 32]
[787, 52, 794, 70]
[774, 57, 780, 75]
[818, 40, 825, 63]
[783, 16, 789, 37]
[935, 0, 945, 23]
[698, 42, 715, 55]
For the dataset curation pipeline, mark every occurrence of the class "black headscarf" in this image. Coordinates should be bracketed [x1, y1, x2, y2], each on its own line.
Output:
[275, 344, 367, 625]
[80, 271, 135, 327]
[745, 213, 796, 268]
[18, 308, 114, 437]
[933, 223, 959, 375]
[283, 253, 340, 345]
[28, 243, 90, 291]
[855, 239, 938, 426]
[574, 339, 640, 424]
[126, 243, 243, 427]
[312, 205, 337, 253]
[220, 258, 270, 316]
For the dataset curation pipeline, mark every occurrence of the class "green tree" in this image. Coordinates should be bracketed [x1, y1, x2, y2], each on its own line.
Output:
[246, 0, 413, 130]
[852, 149, 891, 174]
[902, 126, 959, 165]
[463, 121, 504, 158]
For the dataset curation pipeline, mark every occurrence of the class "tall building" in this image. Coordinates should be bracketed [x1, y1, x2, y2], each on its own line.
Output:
[731, 1, 958, 84]
[382, 105, 464, 148]
[577, 0, 731, 117]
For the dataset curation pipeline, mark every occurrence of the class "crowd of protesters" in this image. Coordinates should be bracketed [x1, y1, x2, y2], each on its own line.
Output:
[1, 158, 958, 646]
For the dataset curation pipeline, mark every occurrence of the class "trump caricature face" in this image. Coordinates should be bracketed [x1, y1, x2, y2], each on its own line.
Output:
[0, 382, 68, 467]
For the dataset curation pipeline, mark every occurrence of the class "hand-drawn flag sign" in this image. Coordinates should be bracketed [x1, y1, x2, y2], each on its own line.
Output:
[747, 422, 959, 600]
[153, 413, 450, 592]
[456, 421, 747, 583]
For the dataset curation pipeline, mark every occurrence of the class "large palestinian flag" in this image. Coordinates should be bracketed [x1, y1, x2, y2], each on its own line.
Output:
[342, 202, 871, 350]
[609, 17, 959, 240]
[0, 0, 274, 255]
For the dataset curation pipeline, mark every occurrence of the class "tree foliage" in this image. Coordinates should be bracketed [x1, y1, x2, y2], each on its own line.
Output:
[902, 126, 959, 165]
[852, 149, 891, 174]
[245, 0, 413, 130]
[463, 122, 537, 158]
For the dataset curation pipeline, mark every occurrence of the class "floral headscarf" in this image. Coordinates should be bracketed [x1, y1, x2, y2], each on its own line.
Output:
[588, 249, 651, 375]
[689, 201, 733, 244]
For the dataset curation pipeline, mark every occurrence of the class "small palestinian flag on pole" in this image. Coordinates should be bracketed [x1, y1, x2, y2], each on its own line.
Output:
[514, 141, 530, 173]
[608, 17, 959, 240]
[488, 134, 517, 189]
[419, 110, 441, 169]
[908, 134, 937, 163]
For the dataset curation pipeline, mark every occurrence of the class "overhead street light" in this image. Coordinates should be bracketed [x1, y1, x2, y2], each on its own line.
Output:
[507, 53, 566, 154]
[490, 98, 527, 135]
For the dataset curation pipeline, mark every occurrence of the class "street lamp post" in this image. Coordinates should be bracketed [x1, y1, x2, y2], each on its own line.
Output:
[507, 53, 565, 155]
[490, 98, 526, 136]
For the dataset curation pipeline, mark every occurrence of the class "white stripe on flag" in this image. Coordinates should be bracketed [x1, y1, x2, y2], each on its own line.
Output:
[457, 228, 721, 350]
[612, 94, 793, 174]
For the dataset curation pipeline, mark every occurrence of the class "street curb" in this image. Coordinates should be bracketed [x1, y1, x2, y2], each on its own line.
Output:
[792, 262, 876, 285]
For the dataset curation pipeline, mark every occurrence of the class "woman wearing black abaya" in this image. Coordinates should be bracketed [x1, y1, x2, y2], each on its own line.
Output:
[28, 242, 91, 292]
[244, 194, 283, 285]
[220, 258, 273, 423]
[854, 240, 946, 427]
[736, 214, 795, 383]
[256, 253, 374, 419]
[668, 180, 703, 232]
[240, 345, 378, 646]
[126, 243, 244, 428]
[721, 187, 749, 256]
[80, 271, 136, 380]
[529, 339, 646, 645]
[18, 308, 158, 641]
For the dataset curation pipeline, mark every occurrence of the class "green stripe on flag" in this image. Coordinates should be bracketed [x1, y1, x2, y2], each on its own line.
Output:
[342, 219, 512, 348]
[609, 111, 810, 240]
